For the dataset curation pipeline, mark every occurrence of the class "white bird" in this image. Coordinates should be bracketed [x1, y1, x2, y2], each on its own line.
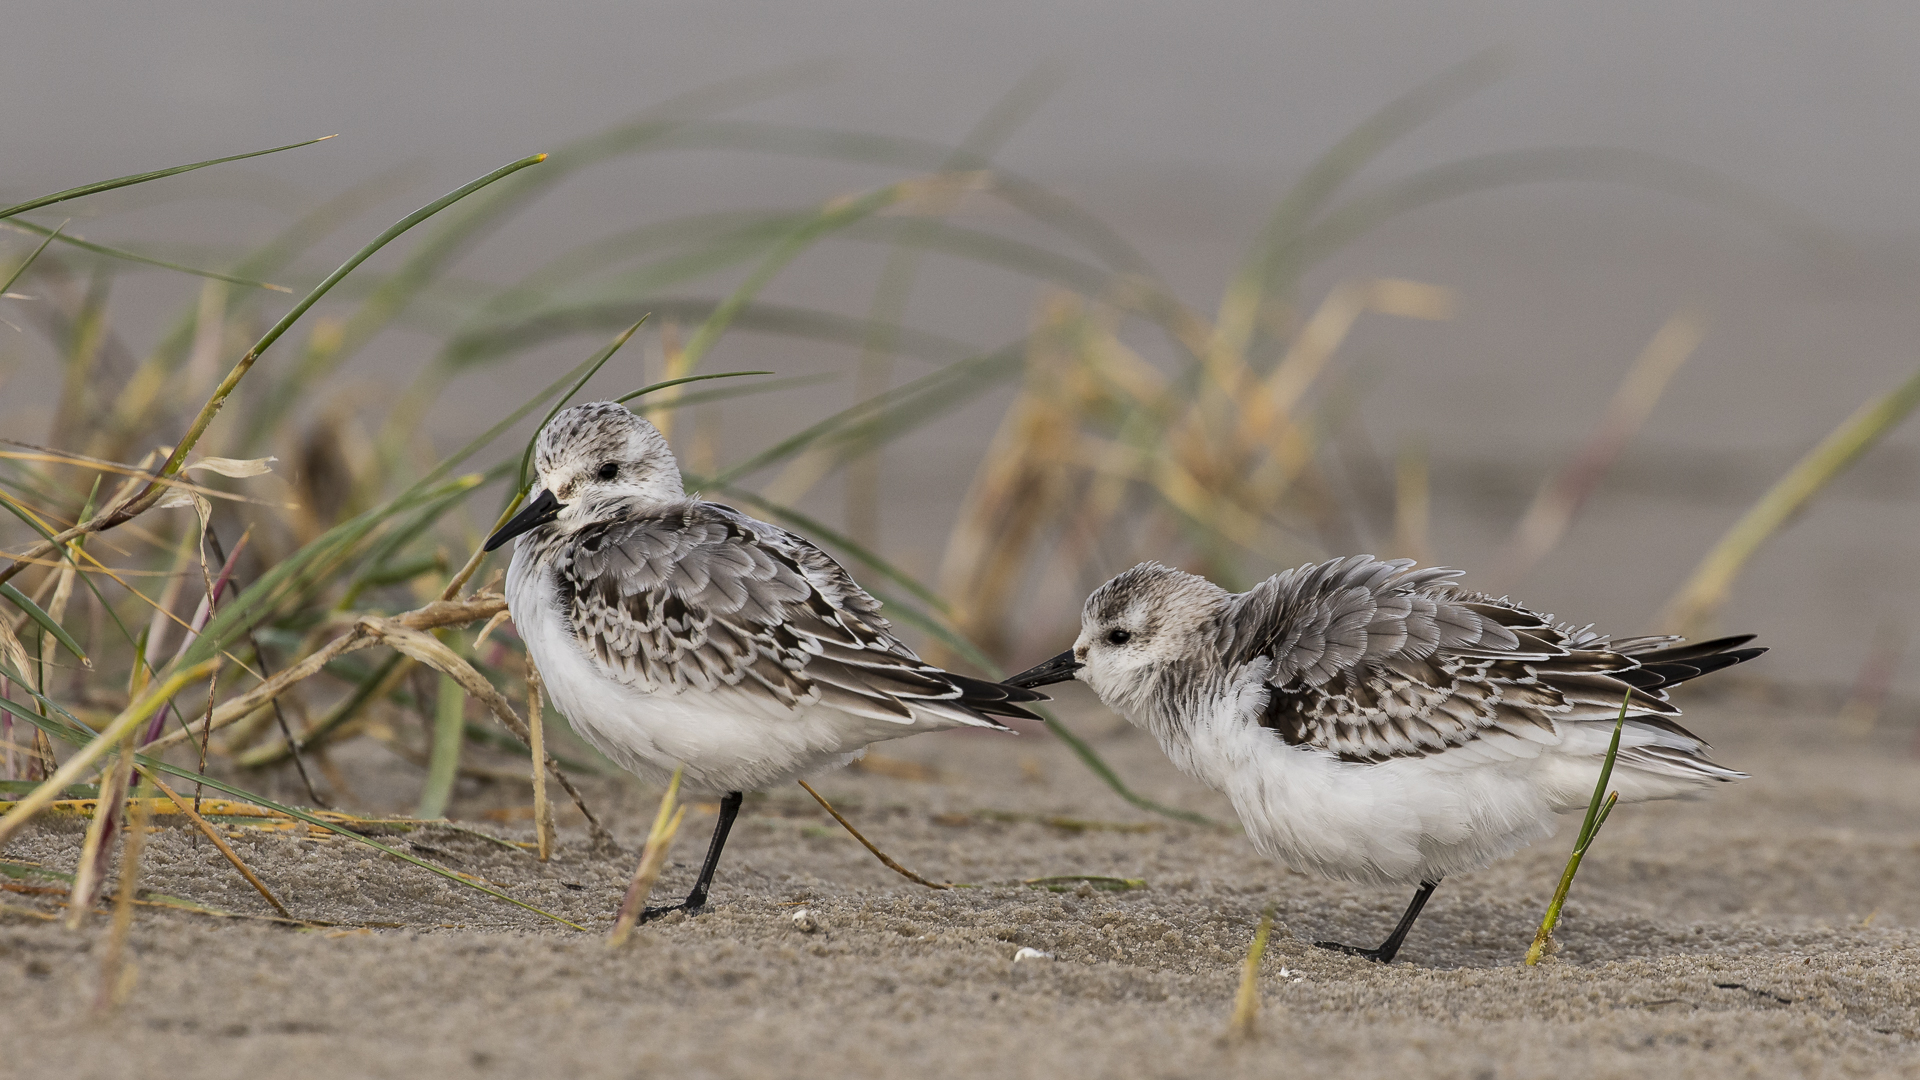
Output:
[487, 402, 1043, 919]
[1008, 556, 1761, 963]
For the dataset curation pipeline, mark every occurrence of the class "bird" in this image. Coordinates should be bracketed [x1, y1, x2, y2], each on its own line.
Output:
[1006, 555, 1762, 964]
[486, 401, 1044, 919]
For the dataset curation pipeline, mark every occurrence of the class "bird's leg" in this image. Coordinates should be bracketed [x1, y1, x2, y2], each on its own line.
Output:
[639, 790, 742, 922]
[1315, 879, 1440, 964]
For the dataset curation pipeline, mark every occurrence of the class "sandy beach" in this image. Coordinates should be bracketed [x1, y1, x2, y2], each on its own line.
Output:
[4, 685, 1916, 1079]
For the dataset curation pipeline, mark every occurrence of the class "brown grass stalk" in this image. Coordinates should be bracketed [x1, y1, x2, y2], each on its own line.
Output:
[137, 766, 291, 918]
[798, 779, 955, 890]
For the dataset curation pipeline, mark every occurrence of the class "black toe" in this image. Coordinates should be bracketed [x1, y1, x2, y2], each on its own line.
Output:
[1315, 940, 1390, 963]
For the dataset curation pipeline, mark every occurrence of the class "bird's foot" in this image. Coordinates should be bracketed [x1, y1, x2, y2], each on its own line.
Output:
[1314, 939, 1393, 964]
[637, 898, 707, 924]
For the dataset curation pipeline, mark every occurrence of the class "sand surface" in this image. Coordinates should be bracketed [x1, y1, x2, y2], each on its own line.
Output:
[4, 688, 1918, 1079]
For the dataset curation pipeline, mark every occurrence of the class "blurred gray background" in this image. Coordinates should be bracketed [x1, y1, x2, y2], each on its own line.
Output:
[5, 0, 1920, 696]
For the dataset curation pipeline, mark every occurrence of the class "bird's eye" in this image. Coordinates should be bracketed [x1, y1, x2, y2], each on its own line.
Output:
[596, 462, 619, 481]
[1106, 628, 1132, 646]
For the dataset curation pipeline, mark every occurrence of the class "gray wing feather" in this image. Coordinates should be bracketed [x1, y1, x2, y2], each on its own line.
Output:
[558, 501, 1037, 727]
[1221, 556, 1756, 766]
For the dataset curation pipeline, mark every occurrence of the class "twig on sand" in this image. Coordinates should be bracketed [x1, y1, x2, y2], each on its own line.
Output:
[798, 779, 956, 890]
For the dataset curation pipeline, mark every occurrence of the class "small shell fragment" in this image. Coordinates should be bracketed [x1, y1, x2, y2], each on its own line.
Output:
[790, 908, 821, 933]
[1012, 947, 1053, 963]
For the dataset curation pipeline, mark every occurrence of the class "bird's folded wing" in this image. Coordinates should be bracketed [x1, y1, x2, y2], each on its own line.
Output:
[560, 501, 1039, 725]
[1221, 555, 1755, 765]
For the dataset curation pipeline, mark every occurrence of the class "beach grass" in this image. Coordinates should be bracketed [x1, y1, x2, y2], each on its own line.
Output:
[0, 60, 1901, 952]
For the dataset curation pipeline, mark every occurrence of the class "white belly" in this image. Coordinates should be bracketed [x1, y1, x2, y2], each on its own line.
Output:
[1134, 676, 1716, 888]
[506, 548, 947, 794]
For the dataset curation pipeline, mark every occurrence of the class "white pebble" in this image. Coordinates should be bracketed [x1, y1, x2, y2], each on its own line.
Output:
[790, 908, 821, 933]
[1012, 947, 1053, 963]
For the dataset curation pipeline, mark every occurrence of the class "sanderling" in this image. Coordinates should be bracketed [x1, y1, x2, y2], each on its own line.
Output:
[1008, 556, 1762, 963]
[486, 402, 1043, 919]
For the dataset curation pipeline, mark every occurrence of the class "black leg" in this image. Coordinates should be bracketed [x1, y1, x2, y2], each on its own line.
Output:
[639, 791, 742, 922]
[1315, 880, 1440, 964]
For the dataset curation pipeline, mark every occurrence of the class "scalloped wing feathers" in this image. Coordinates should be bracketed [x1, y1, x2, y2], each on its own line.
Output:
[1220, 556, 1759, 768]
[550, 502, 1039, 728]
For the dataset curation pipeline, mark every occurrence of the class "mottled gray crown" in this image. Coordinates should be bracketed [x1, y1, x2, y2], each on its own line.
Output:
[534, 401, 671, 478]
[1087, 562, 1177, 621]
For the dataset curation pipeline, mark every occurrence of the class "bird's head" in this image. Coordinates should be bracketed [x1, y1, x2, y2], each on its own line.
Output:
[1007, 562, 1227, 712]
[485, 402, 685, 551]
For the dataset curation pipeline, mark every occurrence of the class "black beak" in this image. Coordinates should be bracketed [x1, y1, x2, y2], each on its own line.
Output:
[1005, 649, 1082, 689]
[484, 489, 563, 552]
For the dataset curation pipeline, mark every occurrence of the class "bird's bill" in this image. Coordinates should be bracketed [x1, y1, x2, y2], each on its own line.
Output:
[484, 489, 564, 552]
[1005, 649, 1082, 689]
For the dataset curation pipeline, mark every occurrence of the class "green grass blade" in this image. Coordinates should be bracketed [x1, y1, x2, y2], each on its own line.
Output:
[443, 297, 977, 372]
[1661, 363, 1920, 633]
[1220, 48, 1511, 342]
[317, 69, 837, 405]
[1289, 147, 1838, 279]
[101, 152, 548, 531]
[242, 153, 550, 376]
[181, 472, 491, 666]
[417, 672, 465, 819]
[1526, 693, 1629, 964]
[3, 219, 289, 291]
[706, 344, 1023, 487]
[513, 318, 649, 492]
[680, 184, 907, 376]
[0, 136, 335, 220]
[1577, 693, 1630, 850]
[638, 372, 834, 411]
[0, 222, 64, 297]
[612, 370, 775, 407]
[0, 582, 89, 665]
[0, 681, 582, 930]
[647, 120, 1162, 279]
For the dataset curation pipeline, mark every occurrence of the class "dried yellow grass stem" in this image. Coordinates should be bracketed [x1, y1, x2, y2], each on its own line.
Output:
[609, 767, 686, 947]
[1225, 906, 1276, 1043]
[939, 279, 1451, 655]
[1392, 438, 1431, 565]
[65, 735, 136, 929]
[93, 791, 150, 1016]
[0, 657, 220, 849]
[1496, 309, 1704, 588]
[138, 595, 609, 846]
[527, 668, 556, 862]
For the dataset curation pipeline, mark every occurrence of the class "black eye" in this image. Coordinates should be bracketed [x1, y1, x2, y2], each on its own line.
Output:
[1106, 628, 1132, 646]
[597, 462, 619, 482]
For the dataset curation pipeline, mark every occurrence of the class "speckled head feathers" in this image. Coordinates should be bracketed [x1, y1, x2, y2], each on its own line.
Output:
[1073, 563, 1231, 709]
[533, 402, 685, 515]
